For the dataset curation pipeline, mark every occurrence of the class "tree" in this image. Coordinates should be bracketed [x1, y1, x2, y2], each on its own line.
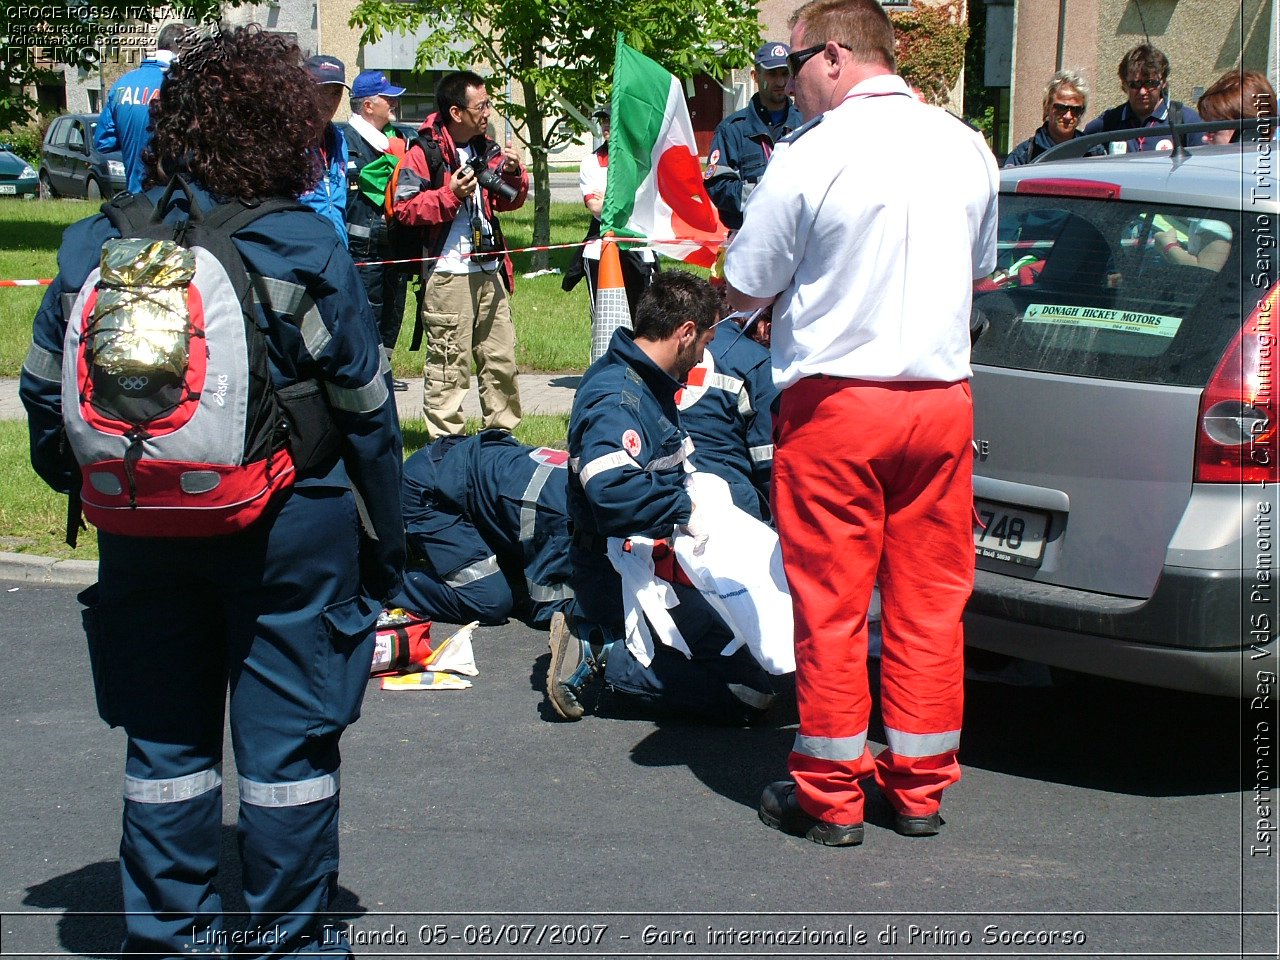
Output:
[892, 0, 969, 108]
[350, 0, 761, 269]
[0, 1, 224, 132]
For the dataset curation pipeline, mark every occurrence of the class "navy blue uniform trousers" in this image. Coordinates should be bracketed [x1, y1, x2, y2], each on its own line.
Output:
[82, 484, 377, 958]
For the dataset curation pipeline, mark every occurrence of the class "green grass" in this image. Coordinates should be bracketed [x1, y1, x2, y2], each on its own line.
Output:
[0, 414, 570, 561]
[0, 418, 76, 559]
[0, 196, 709, 379]
[0, 195, 599, 377]
[0, 198, 99, 376]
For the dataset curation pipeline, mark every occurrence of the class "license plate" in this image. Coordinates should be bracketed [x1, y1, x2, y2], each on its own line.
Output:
[0, 185, 15, 194]
[973, 499, 1050, 567]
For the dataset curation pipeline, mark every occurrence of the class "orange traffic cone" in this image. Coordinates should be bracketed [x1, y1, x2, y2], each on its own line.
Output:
[591, 234, 631, 362]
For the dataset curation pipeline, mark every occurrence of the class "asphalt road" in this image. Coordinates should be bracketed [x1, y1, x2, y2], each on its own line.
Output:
[0, 579, 1270, 960]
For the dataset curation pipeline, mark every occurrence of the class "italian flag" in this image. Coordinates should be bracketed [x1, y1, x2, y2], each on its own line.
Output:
[601, 35, 727, 267]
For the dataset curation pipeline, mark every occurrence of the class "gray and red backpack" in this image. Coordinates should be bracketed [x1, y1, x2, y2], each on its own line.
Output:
[61, 177, 339, 541]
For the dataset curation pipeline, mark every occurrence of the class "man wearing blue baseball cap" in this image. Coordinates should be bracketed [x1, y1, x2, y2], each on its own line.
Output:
[703, 41, 803, 231]
[347, 69, 411, 384]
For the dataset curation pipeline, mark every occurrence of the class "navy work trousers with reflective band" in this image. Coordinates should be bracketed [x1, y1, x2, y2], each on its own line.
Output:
[772, 377, 973, 825]
[81, 484, 379, 958]
[569, 545, 777, 723]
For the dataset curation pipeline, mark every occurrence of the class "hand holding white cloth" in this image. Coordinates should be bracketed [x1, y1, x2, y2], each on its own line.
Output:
[605, 536, 689, 668]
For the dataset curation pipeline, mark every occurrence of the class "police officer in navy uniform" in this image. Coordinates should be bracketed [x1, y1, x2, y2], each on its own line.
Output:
[547, 271, 776, 724]
[703, 42, 803, 231]
[677, 310, 777, 522]
[395, 430, 576, 628]
[21, 28, 405, 957]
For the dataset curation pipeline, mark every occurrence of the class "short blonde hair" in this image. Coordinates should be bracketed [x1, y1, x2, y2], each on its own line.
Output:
[1042, 70, 1089, 121]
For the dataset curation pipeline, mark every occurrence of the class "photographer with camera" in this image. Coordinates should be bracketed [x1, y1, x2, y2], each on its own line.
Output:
[390, 70, 529, 438]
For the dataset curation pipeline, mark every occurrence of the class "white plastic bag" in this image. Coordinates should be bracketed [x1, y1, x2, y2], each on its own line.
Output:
[673, 472, 795, 675]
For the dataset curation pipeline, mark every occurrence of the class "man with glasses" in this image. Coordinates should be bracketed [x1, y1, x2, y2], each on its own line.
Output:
[1004, 69, 1106, 166]
[347, 69, 411, 388]
[1082, 43, 1203, 153]
[391, 70, 528, 437]
[724, 0, 998, 846]
[704, 42, 803, 230]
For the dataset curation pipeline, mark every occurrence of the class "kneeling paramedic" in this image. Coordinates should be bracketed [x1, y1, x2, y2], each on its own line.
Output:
[395, 430, 577, 629]
[549, 271, 779, 724]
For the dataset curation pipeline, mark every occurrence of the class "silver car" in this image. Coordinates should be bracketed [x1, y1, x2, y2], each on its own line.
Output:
[966, 140, 1277, 697]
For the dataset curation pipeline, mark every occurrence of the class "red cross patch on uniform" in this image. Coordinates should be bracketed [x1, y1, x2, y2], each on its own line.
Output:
[528, 447, 569, 467]
[622, 429, 642, 457]
[675, 355, 714, 410]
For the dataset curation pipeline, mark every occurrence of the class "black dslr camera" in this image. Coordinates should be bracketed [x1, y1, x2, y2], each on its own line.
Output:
[466, 141, 520, 203]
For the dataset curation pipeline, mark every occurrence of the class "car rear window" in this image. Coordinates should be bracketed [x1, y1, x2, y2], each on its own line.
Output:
[971, 194, 1272, 387]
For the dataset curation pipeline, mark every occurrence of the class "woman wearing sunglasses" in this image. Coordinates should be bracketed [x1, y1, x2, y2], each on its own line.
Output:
[1004, 70, 1106, 167]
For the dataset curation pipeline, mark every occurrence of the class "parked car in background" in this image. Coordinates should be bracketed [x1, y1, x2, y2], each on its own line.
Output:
[39, 114, 126, 199]
[0, 147, 38, 197]
[966, 136, 1277, 697]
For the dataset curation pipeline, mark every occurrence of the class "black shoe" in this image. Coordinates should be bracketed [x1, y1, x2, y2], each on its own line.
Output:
[758, 780, 863, 847]
[392, 378, 409, 392]
[893, 811, 943, 837]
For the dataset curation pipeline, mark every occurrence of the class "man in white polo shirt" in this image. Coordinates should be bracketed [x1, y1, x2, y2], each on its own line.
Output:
[724, 0, 998, 846]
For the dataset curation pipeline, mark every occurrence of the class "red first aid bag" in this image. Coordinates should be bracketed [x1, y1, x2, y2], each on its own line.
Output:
[371, 609, 433, 677]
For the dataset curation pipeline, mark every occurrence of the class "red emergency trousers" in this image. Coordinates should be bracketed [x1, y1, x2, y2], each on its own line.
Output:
[771, 375, 974, 825]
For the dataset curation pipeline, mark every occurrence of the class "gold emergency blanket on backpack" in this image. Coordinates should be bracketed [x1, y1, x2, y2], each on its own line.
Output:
[91, 238, 196, 378]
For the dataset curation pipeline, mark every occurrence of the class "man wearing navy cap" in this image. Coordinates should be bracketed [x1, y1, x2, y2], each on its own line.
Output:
[704, 41, 803, 231]
[301, 54, 351, 243]
[347, 69, 411, 384]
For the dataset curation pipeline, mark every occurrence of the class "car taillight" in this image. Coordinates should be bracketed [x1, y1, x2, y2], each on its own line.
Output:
[1196, 285, 1280, 483]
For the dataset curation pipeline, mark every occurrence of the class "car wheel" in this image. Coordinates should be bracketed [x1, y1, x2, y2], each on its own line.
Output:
[38, 172, 54, 200]
[85, 176, 102, 201]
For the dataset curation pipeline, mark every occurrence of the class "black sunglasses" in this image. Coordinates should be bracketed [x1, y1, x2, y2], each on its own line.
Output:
[1050, 102, 1084, 116]
[786, 42, 854, 76]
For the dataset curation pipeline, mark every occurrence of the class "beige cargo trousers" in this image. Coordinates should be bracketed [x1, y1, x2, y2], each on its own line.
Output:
[419, 267, 522, 438]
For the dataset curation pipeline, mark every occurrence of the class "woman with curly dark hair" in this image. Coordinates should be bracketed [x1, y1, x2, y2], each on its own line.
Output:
[144, 26, 326, 200]
[21, 24, 405, 958]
